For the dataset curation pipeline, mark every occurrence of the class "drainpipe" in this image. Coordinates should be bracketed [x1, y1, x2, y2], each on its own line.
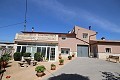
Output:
[89, 32, 98, 57]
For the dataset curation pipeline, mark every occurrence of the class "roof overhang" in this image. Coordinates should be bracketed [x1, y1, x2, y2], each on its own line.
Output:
[90, 40, 120, 45]
[14, 39, 58, 44]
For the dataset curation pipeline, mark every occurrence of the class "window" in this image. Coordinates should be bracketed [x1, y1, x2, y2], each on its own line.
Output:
[105, 48, 111, 53]
[61, 48, 70, 54]
[62, 37, 66, 40]
[21, 46, 26, 53]
[16, 46, 21, 52]
[37, 47, 41, 53]
[83, 33, 88, 38]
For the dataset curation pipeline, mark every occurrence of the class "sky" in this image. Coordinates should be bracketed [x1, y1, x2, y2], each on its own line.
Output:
[0, 0, 120, 42]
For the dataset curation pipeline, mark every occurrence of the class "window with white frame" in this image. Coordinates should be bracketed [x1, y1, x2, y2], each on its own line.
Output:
[16, 46, 21, 52]
[61, 48, 70, 54]
[105, 48, 111, 53]
[83, 33, 88, 38]
[62, 37, 66, 40]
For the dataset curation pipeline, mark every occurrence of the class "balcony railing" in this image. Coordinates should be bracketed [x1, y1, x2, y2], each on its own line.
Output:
[15, 33, 58, 41]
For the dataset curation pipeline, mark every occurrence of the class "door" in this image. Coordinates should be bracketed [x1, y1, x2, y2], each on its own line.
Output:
[47, 47, 50, 60]
[31, 47, 37, 58]
[41, 47, 46, 60]
[50, 48, 55, 61]
[77, 45, 88, 57]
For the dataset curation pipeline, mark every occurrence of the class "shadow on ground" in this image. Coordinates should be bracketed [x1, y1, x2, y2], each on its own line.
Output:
[100, 71, 120, 80]
[0, 70, 6, 80]
[48, 73, 89, 80]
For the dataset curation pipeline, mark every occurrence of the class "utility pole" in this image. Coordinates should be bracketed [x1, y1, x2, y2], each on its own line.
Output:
[24, 0, 27, 31]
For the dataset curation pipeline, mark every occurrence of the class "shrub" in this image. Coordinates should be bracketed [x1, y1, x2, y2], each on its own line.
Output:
[23, 53, 31, 57]
[59, 59, 64, 63]
[34, 53, 43, 61]
[14, 52, 22, 61]
[1, 54, 10, 62]
[51, 63, 56, 67]
[35, 65, 46, 72]
[68, 55, 72, 60]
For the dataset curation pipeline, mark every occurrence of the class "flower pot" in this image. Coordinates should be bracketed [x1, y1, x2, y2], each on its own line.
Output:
[36, 72, 44, 77]
[68, 58, 72, 60]
[51, 66, 56, 70]
[1, 61, 7, 68]
[59, 56, 62, 59]
[59, 62, 64, 65]
[72, 55, 75, 57]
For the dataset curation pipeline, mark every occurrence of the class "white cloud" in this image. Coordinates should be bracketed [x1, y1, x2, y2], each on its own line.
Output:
[31, 0, 120, 33]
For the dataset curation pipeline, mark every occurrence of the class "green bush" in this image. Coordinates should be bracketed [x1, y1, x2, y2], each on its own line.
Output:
[1, 54, 10, 62]
[35, 65, 46, 72]
[23, 53, 31, 57]
[34, 53, 43, 61]
[51, 63, 56, 67]
[59, 59, 64, 63]
[68, 55, 72, 59]
[14, 52, 22, 61]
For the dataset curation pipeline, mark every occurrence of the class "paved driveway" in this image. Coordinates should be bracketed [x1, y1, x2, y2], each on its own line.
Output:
[44, 57, 120, 80]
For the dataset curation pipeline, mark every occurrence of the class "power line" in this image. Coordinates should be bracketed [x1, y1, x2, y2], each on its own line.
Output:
[0, 22, 24, 29]
[0, 0, 28, 29]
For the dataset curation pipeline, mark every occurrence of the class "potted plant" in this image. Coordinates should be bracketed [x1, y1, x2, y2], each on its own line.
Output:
[23, 52, 31, 57]
[14, 52, 22, 61]
[35, 65, 46, 77]
[59, 59, 64, 65]
[72, 53, 75, 57]
[58, 54, 62, 59]
[34, 53, 43, 62]
[46, 58, 48, 62]
[51, 63, 56, 70]
[68, 55, 72, 60]
[0, 54, 10, 69]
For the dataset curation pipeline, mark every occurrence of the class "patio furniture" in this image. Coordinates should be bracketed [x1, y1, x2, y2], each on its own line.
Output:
[18, 61, 28, 67]
[106, 55, 119, 63]
[31, 60, 37, 66]
[18, 61, 24, 67]
[24, 57, 33, 65]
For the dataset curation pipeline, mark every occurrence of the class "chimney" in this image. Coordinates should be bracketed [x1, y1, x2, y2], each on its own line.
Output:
[68, 31, 71, 34]
[89, 26, 91, 30]
[32, 27, 34, 32]
[101, 37, 105, 40]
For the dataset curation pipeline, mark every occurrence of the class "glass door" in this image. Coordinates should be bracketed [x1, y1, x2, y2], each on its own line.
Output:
[31, 47, 37, 58]
[41, 47, 46, 60]
[47, 47, 50, 61]
[50, 48, 55, 61]
[26, 46, 31, 53]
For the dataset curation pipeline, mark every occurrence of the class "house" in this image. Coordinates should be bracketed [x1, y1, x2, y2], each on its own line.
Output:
[14, 25, 96, 61]
[90, 40, 120, 59]
[1, 25, 120, 61]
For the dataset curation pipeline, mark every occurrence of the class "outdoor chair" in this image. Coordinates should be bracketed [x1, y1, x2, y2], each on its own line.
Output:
[18, 61, 28, 67]
[106, 55, 119, 63]
[18, 61, 24, 67]
[31, 60, 37, 66]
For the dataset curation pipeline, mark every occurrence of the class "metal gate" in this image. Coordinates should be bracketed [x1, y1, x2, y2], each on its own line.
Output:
[77, 45, 89, 57]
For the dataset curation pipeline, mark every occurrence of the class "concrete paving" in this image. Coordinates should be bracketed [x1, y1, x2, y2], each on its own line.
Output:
[44, 57, 120, 80]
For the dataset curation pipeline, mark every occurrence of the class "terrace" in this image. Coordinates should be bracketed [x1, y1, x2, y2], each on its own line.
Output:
[0, 54, 74, 80]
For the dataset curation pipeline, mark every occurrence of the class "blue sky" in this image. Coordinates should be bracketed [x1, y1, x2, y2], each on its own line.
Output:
[0, 0, 120, 42]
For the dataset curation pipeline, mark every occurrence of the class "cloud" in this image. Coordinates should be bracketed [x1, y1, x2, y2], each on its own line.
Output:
[31, 0, 120, 33]
[82, 12, 120, 33]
